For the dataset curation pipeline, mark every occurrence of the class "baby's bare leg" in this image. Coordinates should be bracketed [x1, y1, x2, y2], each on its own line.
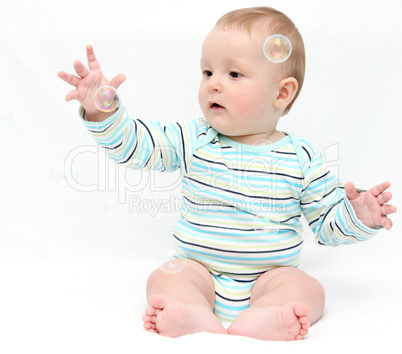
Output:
[228, 267, 325, 341]
[143, 259, 226, 337]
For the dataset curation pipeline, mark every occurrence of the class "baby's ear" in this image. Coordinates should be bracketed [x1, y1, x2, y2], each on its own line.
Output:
[274, 77, 298, 108]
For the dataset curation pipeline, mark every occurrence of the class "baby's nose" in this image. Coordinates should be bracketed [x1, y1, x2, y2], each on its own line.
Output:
[208, 75, 223, 92]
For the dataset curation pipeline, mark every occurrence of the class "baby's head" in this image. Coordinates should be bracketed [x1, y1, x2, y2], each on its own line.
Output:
[198, 7, 306, 143]
[215, 7, 305, 115]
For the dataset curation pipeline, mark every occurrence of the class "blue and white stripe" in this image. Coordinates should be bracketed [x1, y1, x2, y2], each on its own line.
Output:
[81, 106, 379, 321]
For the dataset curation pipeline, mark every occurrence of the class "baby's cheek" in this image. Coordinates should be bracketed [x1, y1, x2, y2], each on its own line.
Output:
[232, 92, 254, 111]
[236, 94, 265, 120]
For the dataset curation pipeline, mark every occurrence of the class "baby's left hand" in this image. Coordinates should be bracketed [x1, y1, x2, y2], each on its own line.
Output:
[345, 181, 397, 230]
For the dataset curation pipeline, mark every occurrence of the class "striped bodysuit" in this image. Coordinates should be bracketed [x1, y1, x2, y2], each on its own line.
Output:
[82, 104, 378, 322]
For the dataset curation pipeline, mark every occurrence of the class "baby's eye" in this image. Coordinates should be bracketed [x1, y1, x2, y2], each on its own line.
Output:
[229, 71, 242, 78]
[203, 70, 213, 77]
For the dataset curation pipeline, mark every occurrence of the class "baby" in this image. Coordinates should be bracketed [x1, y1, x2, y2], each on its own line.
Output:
[58, 7, 396, 341]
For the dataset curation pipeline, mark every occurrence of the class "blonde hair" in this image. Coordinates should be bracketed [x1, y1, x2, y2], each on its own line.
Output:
[216, 7, 305, 115]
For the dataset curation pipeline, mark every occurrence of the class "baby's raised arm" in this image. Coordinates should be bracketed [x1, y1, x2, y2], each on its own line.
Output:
[58, 45, 126, 122]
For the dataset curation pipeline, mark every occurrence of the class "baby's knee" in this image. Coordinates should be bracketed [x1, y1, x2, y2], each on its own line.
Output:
[146, 259, 214, 295]
[288, 268, 325, 296]
[305, 273, 325, 300]
[256, 267, 325, 296]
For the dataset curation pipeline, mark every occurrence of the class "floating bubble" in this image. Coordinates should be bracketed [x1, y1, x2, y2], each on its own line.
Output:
[160, 257, 187, 275]
[263, 34, 292, 63]
[94, 86, 120, 112]
[252, 139, 273, 147]
[0, 110, 13, 131]
[253, 214, 280, 235]
[250, 139, 273, 157]
[159, 245, 187, 275]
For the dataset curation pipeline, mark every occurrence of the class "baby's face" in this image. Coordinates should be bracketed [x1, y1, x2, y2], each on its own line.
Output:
[198, 27, 284, 144]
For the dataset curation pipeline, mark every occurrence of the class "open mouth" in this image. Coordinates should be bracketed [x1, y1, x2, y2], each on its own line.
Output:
[210, 102, 225, 109]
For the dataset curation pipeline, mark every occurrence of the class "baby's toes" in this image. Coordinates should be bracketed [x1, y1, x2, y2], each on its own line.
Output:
[299, 315, 310, 329]
[143, 320, 152, 330]
[300, 328, 309, 336]
[145, 306, 157, 316]
[143, 318, 158, 331]
[145, 326, 158, 333]
[142, 314, 155, 323]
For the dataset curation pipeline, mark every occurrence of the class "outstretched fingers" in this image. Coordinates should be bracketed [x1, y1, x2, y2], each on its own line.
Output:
[344, 182, 359, 201]
[369, 181, 391, 198]
[58, 71, 81, 101]
[86, 44, 101, 71]
[74, 59, 90, 79]
[381, 202, 397, 215]
[376, 191, 392, 206]
[59, 44, 127, 111]
[57, 70, 80, 88]
[371, 182, 397, 230]
[64, 89, 80, 102]
[380, 207, 397, 230]
[381, 217, 393, 230]
[109, 73, 127, 90]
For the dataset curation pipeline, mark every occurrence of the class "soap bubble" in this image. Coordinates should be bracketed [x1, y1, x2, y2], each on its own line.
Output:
[94, 86, 120, 112]
[252, 139, 273, 148]
[0, 110, 13, 131]
[159, 244, 187, 275]
[160, 257, 187, 275]
[250, 139, 273, 157]
[253, 214, 280, 235]
[263, 34, 292, 63]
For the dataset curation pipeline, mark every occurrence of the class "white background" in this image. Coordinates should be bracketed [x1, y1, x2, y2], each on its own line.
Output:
[0, 0, 401, 353]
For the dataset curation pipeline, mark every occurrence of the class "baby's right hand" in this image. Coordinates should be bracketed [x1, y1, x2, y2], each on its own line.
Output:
[58, 45, 126, 117]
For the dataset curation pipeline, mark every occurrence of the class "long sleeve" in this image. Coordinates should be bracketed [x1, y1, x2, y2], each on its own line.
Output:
[79, 104, 200, 175]
[299, 142, 379, 246]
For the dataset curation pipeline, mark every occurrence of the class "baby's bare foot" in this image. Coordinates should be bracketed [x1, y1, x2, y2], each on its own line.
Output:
[142, 294, 227, 338]
[228, 302, 310, 341]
